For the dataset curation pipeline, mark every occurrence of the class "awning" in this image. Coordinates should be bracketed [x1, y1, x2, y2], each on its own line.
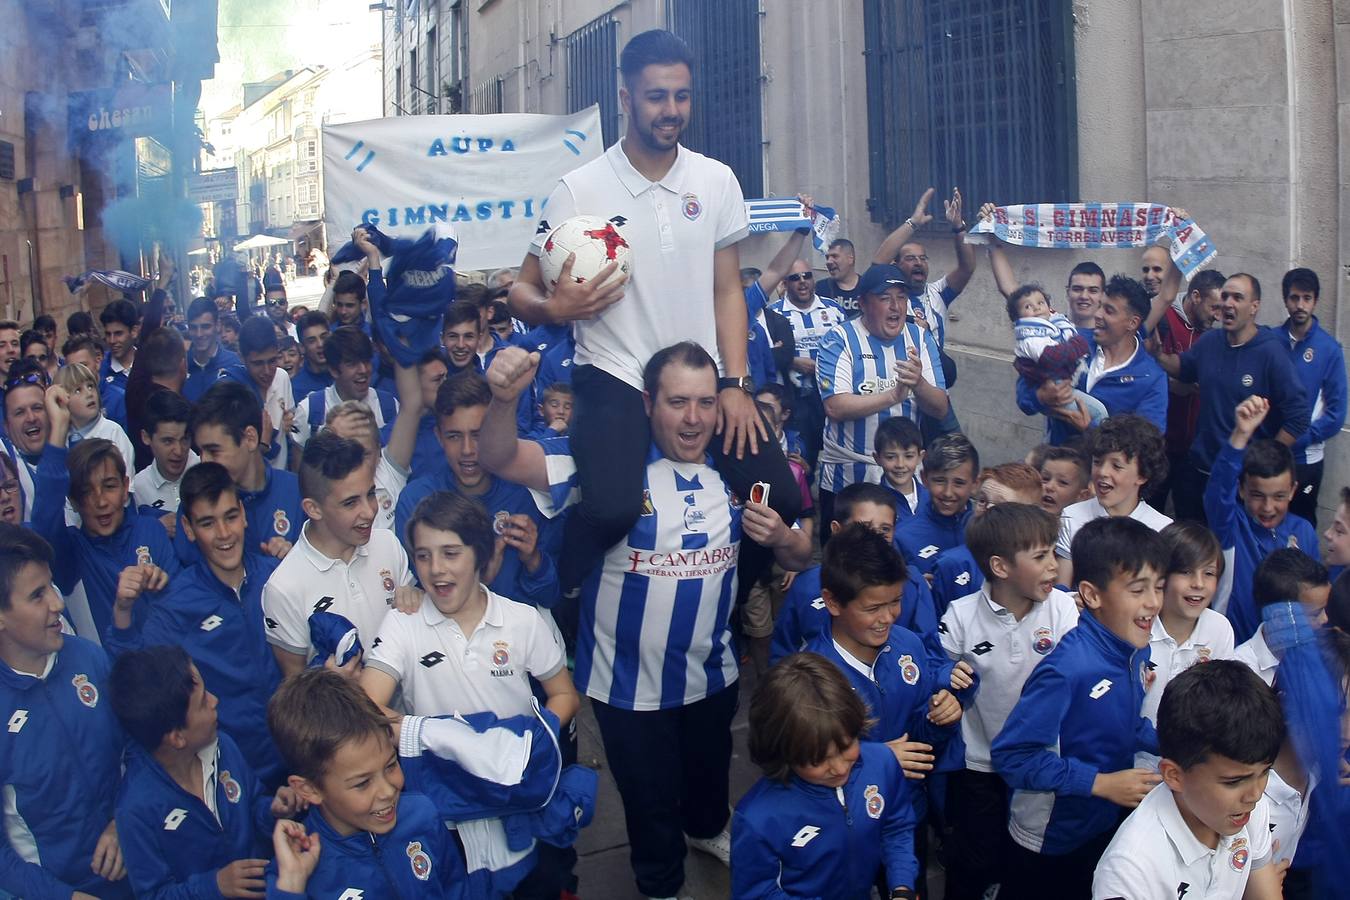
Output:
[234, 234, 292, 250]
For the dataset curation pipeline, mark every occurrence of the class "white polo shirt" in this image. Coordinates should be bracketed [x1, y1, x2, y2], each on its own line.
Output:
[1233, 625, 1279, 686]
[71, 414, 136, 477]
[939, 587, 1080, 772]
[1056, 496, 1173, 559]
[262, 523, 412, 661]
[530, 140, 750, 389]
[131, 451, 201, 512]
[258, 368, 295, 470]
[1136, 609, 1235, 769]
[1092, 783, 1272, 900]
[293, 385, 397, 447]
[365, 585, 564, 719]
[1264, 767, 1315, 864]
[372, 450, 408, 532]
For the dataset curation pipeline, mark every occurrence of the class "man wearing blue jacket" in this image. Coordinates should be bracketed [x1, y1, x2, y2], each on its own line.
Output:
[1153, 272, 1310, 522]
[395, 372, 560, 611]
[109, 646, 301, 900]
[1204, 395, 1321, 644]
[1017, 274, 1168, 446]
[107, 463, 286, 785]
[184, 297, 244, 402]
[991, 517, 1164, 900]
[1279, 267, 1347, 523]
[0, 524, 131, 898]
[35, 387, 180, 642]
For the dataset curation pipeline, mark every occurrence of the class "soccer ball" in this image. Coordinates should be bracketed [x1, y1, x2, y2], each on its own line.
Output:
[538, 215, 633, 292]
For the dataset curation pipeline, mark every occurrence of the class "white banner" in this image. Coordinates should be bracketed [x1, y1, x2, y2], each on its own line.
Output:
[322, 107, 604, 270]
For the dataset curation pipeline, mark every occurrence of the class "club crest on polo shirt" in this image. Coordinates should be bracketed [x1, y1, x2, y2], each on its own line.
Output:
[407, 841, 432, 880]
[897, 654, 920, 685]
[682, 193, 702, 221]
[490, 641, 515, 678]
[72, 674, 99, 708]
[273, 509, 290, 535]
[221, 771, 241, 804]
[1196, 645, 1213, 663]
[864, 784, 884, 819]
[1229, 837, 1249, 872]
[381, 568, 396, 593]
[1033, 626, 1054, 655]
[136, 545, 152, 567]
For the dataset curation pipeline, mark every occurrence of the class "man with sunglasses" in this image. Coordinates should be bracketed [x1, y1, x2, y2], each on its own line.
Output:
[769, 259, 846, 471]
[263, 285, 297, 340]
[1, 360, 51, 521]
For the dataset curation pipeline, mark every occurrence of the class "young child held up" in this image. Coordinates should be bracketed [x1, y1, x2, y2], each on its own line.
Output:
[1007, 284, 1107, 427]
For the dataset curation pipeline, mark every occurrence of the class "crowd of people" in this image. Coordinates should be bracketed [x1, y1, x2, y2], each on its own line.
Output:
[0, 26, 1347, 900]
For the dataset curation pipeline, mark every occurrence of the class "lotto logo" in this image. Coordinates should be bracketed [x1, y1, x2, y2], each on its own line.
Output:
[7, 710, 27, 733]
[1089, 679, 1113, 699]
[972, 641, 994, 655]
[264, 617, 279, 630]
[1177, 884, 1190, 899]
[200, 615, 223, 631]
[810, 598, 826, 610]
[313, 597, 335, 613]
[790, 825, 821, 848]
[420, 652, 446, 668]
[163, 808, 188, 831]
[955, 572, 971, 586]
[918, 545, 940, 559]
[338, 891, 366, 900]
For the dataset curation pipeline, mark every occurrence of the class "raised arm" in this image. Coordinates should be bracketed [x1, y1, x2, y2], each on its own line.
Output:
[873, 188, 935, 265]
[383, 360, 423, 472]
[755, 195, 813, 296]
[942, 188, 977, 295]
[480, 348, 551, 493]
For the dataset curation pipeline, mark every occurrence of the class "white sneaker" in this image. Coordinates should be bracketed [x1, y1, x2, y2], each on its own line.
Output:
[687, 828, 731, 866]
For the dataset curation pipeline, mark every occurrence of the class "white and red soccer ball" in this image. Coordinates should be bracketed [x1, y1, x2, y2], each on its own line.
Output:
[539, 215, 633, 291]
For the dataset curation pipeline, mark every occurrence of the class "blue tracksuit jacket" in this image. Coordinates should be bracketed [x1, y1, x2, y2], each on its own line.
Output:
[395, 468, 560, 610]
[731, 741, 918, 898]
[879, 479, 929, 527]
[174, 466, 304, 566]
[116, 733, 273, 900]
[990, 612, 1158, 855]
[1204, 441, 1321, 643]
[0, 637, 132, 898]
[33, 443, 180, 641]
[287, 364, 333, 402]
[302, 386, 399, 440]
[1283, 318, 1347, 466]
[894, 500, 972, 579]
[1016, 336, 1169, 445]
[185, 344, 244, 402]
[929, 545, 982, 620]
[1177, 326, 1310, 471]
[264, 793, 466, 900]
[104, 553, 285, 784]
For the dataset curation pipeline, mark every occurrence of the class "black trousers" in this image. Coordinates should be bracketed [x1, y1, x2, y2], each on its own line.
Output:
[998, 815, 1122, 900]
[559, 365, 803, 591]
[1292, 460, 1324, 524]
[791, 387, 825, 472]
[591, 685, 740, 898]
[1170, 456, 1210, 524]
[942, 769, 1013, 900]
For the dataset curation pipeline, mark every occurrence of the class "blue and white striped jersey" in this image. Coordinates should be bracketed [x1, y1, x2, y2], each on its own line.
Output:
[769, 294, 847, 391]
[816, 319, 946, 492]
[530, 437, 743, 711]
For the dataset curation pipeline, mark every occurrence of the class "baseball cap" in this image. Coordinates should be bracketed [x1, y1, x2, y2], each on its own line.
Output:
[856, 263, 909, 296]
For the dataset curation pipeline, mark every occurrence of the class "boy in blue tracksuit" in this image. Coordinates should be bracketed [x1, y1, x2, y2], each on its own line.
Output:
[395, 373, 560, 610]
[770, 483, 942, 667]
[806, 524, 967, 893]
[106, 463, 286, 785]
[732, 652, 919, 900]
[110, 646, 303, 900]
[34, 386, 179, 642]
[264, 669, 467, 899]
[0, 524, 132, 898]
[1279, 267, 1347, 522]
[893, 433, 977, 579]
[1204, 396, 1321, 644]
[176, 380, 304, 566]
[991, 516, 1166, 900]
[873, 417, 929, 525]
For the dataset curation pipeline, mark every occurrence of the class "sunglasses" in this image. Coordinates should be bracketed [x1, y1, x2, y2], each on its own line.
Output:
[785, 272, 814, 283]
[266, 298, 288, 306]
[3, 371, 48, 392]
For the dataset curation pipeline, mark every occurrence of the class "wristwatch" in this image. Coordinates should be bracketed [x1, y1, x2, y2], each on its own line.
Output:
[718, 375, 754, 393]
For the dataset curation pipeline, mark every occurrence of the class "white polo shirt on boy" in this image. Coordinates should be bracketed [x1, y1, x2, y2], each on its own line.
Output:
[131, 451, 201, 512]
[364, 585, 565, 718]
[940, 587, 1080, 772]
[1092, 783, 1272, 900]
[1135, 610, 1235, 768]
[1233, 626, 1279, 687]
[372, 451, 408, 532]
[262, 524, 411, 660]
[1264, 768, 1315, 865]
[1056, 496, 1173, 559]
[530, 140, 749, 389]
